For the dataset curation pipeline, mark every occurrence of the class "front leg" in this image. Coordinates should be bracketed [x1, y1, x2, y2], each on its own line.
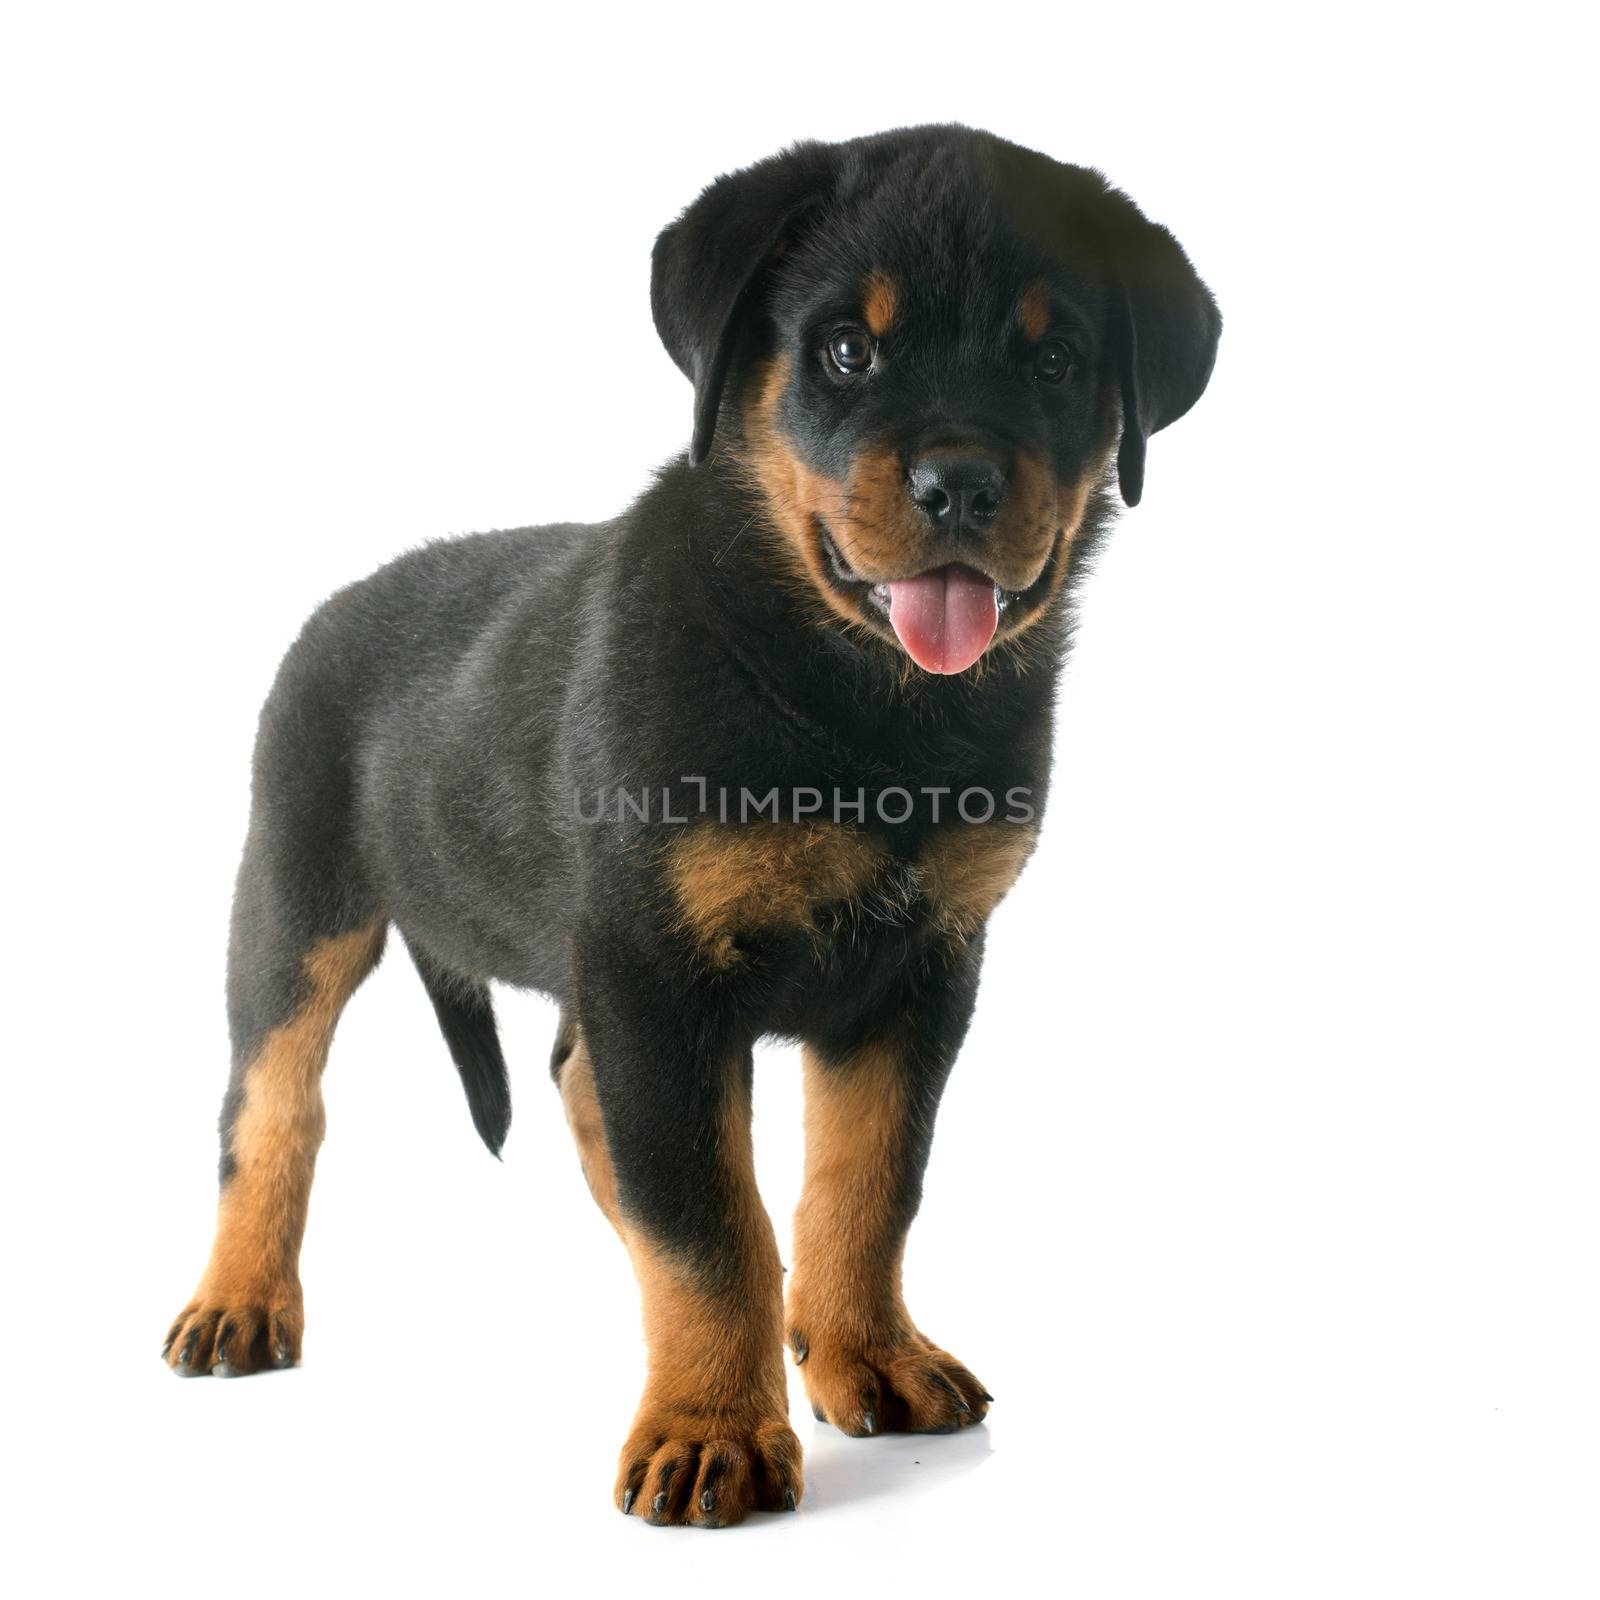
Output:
[575, 966, 801, 1527]
[787, 946, 993, 1436]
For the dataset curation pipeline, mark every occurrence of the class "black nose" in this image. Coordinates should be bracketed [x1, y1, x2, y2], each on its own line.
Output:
[907, 450, 1008, 532]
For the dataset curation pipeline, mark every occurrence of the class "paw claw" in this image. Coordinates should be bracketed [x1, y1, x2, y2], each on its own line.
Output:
[799, 1331, 990, 1435]
[617, 1409, 802, 1528]
[162, 1296, 301, 1376]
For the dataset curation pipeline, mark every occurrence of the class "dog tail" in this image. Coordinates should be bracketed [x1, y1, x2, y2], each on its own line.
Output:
[406, 940, 512, 1156]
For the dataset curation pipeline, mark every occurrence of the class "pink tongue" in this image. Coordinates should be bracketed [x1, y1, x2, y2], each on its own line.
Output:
[887, 565, 999, 674]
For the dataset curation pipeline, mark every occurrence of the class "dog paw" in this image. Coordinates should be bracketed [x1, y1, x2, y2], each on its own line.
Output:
[792, 1328, 990, 1436]
[614, 1405, 803, 1527]
[162, 1297, 302, 1377]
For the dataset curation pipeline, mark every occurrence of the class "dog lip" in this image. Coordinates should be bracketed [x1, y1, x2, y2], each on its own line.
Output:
[816, 522, 892, 616]
[817, 520, 1030, 615]
[819, 523, 868, 589]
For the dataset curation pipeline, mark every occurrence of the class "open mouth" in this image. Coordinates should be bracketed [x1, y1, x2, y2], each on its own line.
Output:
[818, 523, 1050, 675]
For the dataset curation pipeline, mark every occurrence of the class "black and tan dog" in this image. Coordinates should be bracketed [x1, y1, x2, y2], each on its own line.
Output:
[163, 125, 1218, 1526]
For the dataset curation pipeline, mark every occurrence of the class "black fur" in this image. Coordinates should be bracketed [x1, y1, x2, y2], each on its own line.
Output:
[409, 937, 511, 1155]
[212, 125, 1217, 1303]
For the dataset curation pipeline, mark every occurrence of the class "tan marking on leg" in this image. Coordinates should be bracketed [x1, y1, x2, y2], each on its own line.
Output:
[557, 1027, 620, 1229]
[665, 820, 886, 966]
[1019, 278, 1053, 342]
[917, 822, 1039, 939]
[612, 1067, 802, 1524]
[862, 270, 899, 338]
[790, 1040, 910, 1348]
[787, 1041, 989, 1434]
[165, 921, 384, 1374]
[623, 1072, 785, 1418]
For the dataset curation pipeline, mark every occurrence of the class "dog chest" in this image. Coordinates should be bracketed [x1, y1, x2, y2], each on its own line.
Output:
[662, 819, 1038, 967]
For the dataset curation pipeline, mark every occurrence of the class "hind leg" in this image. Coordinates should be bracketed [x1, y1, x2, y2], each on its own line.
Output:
[164, 840, 384, 1377]
[552, 1013, 620, 1229]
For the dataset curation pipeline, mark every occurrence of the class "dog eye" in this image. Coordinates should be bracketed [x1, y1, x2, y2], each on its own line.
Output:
[1034, 340, 1076, 384]
[828, 328, 874, 375]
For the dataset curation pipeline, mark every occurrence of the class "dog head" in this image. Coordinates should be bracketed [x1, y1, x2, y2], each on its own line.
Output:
[652, 126, 1219, 674]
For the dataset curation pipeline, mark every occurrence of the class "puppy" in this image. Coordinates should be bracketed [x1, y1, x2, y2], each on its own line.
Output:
[163, 124, 1219, 1527]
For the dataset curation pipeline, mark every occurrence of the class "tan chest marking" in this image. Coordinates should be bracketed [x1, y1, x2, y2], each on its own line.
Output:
[916, 823, 1039, 939]
[665, 822, 888, 966]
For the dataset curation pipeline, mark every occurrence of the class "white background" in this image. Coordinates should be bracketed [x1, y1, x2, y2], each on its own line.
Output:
[3, 4, 1595, 1596]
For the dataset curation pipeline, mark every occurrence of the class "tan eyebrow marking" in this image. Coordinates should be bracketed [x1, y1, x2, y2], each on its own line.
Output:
[863, 271, 899, 338]
[1019, 279, 1053, 342]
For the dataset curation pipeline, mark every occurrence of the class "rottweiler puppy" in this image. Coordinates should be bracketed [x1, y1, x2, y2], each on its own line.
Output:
[163, 124, 1218, 1527]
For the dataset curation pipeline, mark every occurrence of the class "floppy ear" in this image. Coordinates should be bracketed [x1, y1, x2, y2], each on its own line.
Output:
[1104, 206, 1220, 507]
[651, 142, 837, 465]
